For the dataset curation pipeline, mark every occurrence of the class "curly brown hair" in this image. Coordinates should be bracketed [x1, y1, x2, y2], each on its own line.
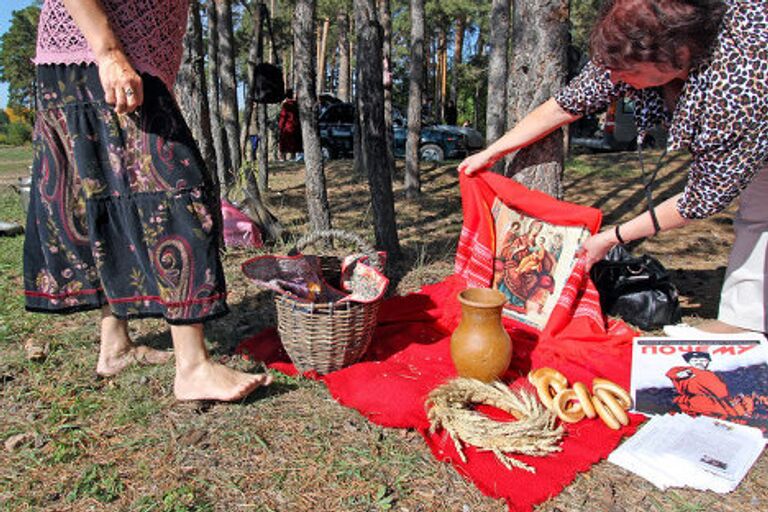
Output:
[590, 0, 726, 71]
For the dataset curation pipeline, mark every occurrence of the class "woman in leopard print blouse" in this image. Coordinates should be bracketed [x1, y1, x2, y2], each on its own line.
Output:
[459, 0, 767, 335]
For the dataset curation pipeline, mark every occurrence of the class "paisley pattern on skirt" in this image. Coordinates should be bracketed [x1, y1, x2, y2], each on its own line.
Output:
[23, 64, 228, 324]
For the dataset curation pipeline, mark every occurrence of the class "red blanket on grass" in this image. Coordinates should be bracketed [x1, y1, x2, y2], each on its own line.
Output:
[237, 172, 642, 511]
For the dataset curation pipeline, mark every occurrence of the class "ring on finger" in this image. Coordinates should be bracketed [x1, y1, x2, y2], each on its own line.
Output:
[124, 87, 135, 97]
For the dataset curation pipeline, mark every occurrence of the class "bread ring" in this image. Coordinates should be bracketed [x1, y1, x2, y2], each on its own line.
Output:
[591, 393, 621, 430]
[528, 367, 568, 387]
[533, 373, 568, 410]
[595, 388, 629, 426]
[592, 378, 633, 410]
[572, 382, 596, 419]
[553, 389, 585, 423]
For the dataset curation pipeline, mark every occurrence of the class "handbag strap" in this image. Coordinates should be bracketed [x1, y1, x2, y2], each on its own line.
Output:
[636, 144, 668, 236]
[256, 3, 280, 66]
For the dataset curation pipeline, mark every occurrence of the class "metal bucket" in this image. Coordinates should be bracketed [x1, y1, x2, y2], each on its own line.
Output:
[18, 174, 31, 215]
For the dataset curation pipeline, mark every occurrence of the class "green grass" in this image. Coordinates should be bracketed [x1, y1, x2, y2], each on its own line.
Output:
[0, 144, 33, 176]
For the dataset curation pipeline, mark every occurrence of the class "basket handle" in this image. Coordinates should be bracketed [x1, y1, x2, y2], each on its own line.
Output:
[290, 229, 382, 271]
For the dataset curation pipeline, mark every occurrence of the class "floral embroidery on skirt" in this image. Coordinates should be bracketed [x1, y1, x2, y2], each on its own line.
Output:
[23, 64, 228, 324]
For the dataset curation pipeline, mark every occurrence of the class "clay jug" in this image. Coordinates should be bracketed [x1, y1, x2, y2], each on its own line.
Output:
[450, 288, 512, 382]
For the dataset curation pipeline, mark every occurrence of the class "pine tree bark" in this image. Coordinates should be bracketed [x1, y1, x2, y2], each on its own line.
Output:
[486, 0, 509, 146]
[405, 0, 424, 199]
[354, 0, 400, 257]
[336, 13, 351, 102]
[176, 0, 216, 177]
[207, 0, 230, 193]
[317, 17, 330, 94]
[241, 2, 263, 161]
[506, 0, 569, 198]
[217, 0, 241, 176]
[378, 0, 394, 170]
[294, 0, 332, 234]
[450, 16, 465, 106]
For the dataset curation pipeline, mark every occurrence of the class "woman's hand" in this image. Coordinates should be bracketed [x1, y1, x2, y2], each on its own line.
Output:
[457, 150, 497, 176]
[580, 229, 618, 271]
[96, 49, 143, 115]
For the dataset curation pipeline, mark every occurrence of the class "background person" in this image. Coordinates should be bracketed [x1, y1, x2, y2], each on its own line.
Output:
[27, 0, 271, 401]
[278, 88, 302, 161]
[459, 0, 767, 337]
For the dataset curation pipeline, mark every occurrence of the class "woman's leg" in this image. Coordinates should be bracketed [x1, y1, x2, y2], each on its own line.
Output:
[97, 305, 173, 376]
[702, 167, 768, 334]
[171, 323, 272, 401]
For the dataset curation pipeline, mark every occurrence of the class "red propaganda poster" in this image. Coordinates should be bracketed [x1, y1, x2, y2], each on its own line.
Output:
[631, 337, 768, 437]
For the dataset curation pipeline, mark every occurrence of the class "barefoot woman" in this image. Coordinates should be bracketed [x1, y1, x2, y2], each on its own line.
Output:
[26, 0, 271, 400]
[459, 0, 767, 336]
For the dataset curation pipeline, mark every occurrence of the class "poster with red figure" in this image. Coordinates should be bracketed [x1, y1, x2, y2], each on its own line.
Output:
[631, 336, 768, 437]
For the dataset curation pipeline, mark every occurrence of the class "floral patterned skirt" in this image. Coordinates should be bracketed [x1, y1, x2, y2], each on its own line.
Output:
[23, 64, 228, 324]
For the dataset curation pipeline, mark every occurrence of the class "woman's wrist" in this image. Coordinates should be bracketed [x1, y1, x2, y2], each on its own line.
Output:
[614, 225, 627, 245]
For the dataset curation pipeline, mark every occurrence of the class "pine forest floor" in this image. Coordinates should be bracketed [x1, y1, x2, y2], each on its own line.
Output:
[0, 145, 765, 511]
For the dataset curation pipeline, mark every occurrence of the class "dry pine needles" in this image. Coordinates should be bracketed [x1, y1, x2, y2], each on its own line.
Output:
[426, 378, 564, 473]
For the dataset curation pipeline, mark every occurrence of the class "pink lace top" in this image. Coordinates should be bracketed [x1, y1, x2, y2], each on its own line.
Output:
[35, 0, 190, 92]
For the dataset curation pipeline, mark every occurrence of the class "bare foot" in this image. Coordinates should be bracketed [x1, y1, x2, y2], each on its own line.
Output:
[695, 320, 755, 334]
[97, 345, 174, 377]
[174, 360, 273, 401]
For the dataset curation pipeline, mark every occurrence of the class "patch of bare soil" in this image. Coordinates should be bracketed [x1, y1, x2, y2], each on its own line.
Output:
[1, 152, 764, 512]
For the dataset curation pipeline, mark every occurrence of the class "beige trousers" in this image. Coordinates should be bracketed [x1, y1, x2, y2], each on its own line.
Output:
[718, 165, 768, 332]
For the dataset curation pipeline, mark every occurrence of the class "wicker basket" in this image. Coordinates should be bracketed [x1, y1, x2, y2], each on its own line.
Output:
[275, 230, 385, 374]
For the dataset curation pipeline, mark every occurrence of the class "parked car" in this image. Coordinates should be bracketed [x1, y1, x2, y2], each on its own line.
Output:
[318, 102, 484, 161]
[570, 98, 667, 152]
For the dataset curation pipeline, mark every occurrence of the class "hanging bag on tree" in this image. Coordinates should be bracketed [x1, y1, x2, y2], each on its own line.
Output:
[590, 147, 682, 330]
[253, 4, 284, 104]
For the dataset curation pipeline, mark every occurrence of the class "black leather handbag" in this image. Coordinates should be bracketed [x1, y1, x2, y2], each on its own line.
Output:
[590, 146, 682, 330]
[590, 244, 681, 330]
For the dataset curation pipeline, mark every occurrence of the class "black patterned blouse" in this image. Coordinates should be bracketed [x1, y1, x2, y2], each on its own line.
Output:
[555, 0, 768, 219]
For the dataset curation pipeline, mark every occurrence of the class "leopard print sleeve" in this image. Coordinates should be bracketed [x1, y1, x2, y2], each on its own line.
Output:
[554, 61, 628, 116]
[678, 125, 768, 219]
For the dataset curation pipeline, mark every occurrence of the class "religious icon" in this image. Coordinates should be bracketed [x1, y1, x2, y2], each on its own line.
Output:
[491, 198, 589, 330]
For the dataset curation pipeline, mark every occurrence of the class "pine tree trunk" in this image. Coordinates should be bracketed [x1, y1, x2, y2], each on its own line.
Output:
[405, 0, 424, 199]
[217, 0, 241, 177]
[207, 0, 231, 193]
[378, 0, 394, 173]
[486, 0, 509, 147]
[506, 0, 569, 198]
[354, 0, 400, 257]
[175, 0, 216, 177]
[241, 2, 263, 161]
[337, 13, 351, 102]
[450, 17, 465, 106]
[317, 18, 330, 94]
[294, 0, 332, 234]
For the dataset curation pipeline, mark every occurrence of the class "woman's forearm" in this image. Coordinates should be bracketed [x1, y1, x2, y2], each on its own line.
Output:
[581, 193, 692, 269]
[615, 194, 690, 243]
[487, 98, 579, 161]
[459, 97, 580, 174]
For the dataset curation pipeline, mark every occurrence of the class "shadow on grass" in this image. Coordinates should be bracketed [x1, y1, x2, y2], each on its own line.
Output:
[669, 266, 726, 319]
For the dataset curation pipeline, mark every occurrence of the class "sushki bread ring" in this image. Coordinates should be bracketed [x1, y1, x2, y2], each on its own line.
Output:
[552, 389, 585, 423]
[594, 388, 630, 427]
[592, 378, 633, 410]
[528, 368, 568, 409]
[527, 367, 568, 386]
[591, 393, 621, 430]
[572, 382, 596, 419]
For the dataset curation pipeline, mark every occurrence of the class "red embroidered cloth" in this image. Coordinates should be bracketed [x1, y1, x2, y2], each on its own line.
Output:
[237, 172, 642, 511]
